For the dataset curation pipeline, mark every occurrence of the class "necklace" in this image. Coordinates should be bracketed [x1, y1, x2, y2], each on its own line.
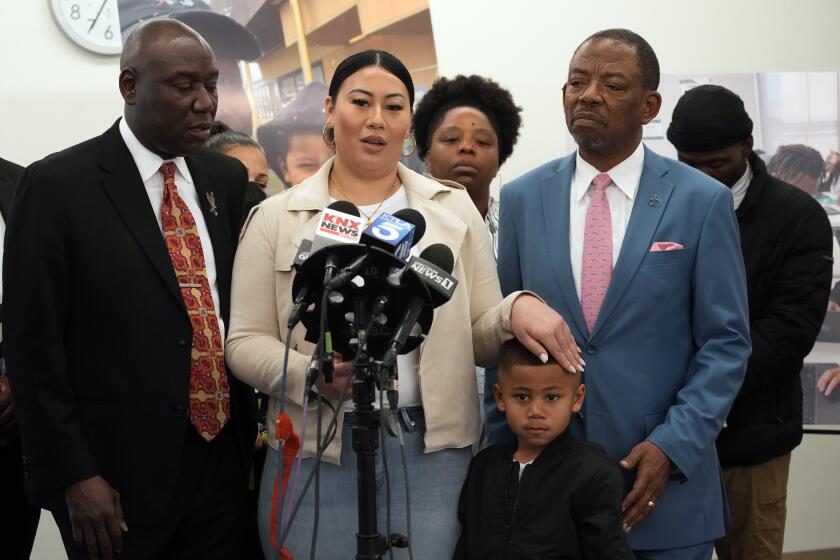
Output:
[330, 173, 401, 227]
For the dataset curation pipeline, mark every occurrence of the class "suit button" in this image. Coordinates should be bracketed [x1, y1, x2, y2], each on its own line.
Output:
[585, 344, 597, 355]
[176, 339, 188, 349]
[174, 404, 186, 417]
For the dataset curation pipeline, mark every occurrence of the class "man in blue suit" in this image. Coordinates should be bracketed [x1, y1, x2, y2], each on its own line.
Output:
[487, 29, 751, 559]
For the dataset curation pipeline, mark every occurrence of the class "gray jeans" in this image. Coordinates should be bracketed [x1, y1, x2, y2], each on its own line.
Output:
[258, 408, 472, 559]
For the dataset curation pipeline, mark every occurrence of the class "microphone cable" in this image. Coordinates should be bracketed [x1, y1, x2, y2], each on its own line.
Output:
[277, 306, 376, 549]
[379, 389, 395, 560]
[396, 419, 416, 560]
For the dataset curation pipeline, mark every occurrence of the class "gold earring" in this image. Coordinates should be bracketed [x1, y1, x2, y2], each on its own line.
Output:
[402, 133, 417, 158]
[322, 123, 335, 147]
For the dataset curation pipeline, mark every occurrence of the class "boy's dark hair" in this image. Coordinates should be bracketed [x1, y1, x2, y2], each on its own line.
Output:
[499, 339, 556, 373]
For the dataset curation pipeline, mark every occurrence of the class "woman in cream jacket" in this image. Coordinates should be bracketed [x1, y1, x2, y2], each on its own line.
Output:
[225, 50, 581, 559]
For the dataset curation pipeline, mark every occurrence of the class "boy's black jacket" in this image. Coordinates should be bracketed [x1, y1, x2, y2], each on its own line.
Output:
[453, 431, 635, 560]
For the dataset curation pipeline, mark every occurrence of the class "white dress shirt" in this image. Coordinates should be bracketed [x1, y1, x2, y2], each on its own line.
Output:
[118, 118, 224, 339]
[570, 142, 645, 300]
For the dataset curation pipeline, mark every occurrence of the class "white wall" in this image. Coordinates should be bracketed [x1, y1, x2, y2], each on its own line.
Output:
[0, 1, 122, 166]
[4, 0, 840, 555]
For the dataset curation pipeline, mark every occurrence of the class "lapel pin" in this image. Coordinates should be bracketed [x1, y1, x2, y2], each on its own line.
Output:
[648, 194, 661, 208]
[206, 192, 219, 216]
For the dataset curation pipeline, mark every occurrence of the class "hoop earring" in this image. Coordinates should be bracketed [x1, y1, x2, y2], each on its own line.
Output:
[401, 133, 417, 158]
[322, 124, 335, 147]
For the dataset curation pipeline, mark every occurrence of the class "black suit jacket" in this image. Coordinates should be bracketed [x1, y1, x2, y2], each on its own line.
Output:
[454, 432, 633, 560]
[717, 153, 833, 467]
[0, 156, 21, 222]
[2, 120, 256, 523]
[0, 156, 22, 328]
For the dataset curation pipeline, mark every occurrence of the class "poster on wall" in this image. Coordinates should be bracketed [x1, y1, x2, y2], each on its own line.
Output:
[117, 0, 439, 191]
[659, 72, 840, 429]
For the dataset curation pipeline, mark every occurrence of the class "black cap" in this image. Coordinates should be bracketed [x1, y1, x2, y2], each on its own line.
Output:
[257, 82, 329, 179]
[119, 0, 261, 61]
[667, 84, 753, 152]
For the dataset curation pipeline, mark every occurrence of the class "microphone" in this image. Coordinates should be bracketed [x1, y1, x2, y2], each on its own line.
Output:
[324, 209, 426, 291]
[381, 244, 458, 370]
[288, 201, 363, 329]
[312, 200, 363, 282]
[400, 243, 458, 307]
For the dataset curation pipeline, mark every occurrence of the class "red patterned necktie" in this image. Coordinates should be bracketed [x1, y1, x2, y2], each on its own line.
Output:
[160, 162, 229, 441]
[581, 172, 613, 334]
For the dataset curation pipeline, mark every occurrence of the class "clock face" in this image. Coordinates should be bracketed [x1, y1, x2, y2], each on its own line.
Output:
[49, 0, 123, 55]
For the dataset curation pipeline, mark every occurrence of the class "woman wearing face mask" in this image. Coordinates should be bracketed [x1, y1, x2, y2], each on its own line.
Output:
[225, 50, 582, 559]
[206, 121, 270, 220]
[412, 75, 522, 259]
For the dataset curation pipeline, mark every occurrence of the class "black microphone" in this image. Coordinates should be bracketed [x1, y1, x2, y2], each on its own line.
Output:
[324, 209, 426, 291]
[288, 201, 363, 329]
[381, 244, 457, 371]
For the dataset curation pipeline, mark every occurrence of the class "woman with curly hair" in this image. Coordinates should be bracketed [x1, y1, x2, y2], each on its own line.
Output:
[412, 75, 522, 257]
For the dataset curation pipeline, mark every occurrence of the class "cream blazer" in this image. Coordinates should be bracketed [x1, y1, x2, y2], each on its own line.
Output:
[226, 158, 519, 463]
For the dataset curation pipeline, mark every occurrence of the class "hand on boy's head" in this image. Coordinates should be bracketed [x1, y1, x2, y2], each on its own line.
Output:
[619, 441, 672, 532]
[510, 294, 585, 374]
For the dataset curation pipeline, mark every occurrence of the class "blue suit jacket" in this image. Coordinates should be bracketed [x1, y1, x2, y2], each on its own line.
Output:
[487, 147, 751, 550]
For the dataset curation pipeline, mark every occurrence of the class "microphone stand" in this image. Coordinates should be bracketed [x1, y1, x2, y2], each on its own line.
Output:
[348, 294, 408, 559]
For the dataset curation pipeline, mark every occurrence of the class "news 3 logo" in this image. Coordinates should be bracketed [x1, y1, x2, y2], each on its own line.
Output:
[367, 214, 414, 261]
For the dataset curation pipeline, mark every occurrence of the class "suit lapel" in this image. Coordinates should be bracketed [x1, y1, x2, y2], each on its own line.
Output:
[97, 122, 186, 312]
[590, 147, 674, 338]
[542, 155, 587, 339]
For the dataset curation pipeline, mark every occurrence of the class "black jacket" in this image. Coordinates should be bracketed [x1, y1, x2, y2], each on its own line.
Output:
[454, 431, 634, 560]
[2, 121, 256, 523]
[0, 156, 21, 222]
[716, 153, 833, 467]
[0, 156, 22, 328]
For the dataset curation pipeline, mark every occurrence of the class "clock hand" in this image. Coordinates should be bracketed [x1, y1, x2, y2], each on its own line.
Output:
[87, 0, 109, 34]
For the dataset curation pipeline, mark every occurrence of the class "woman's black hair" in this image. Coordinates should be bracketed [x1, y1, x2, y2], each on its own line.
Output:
[328, 50, 415, 107]
[206, 121, 263, 153]
[411, 75, 522, 166]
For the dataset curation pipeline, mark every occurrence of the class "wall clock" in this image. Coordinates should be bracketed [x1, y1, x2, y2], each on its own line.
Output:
[49, 0, 123, 55]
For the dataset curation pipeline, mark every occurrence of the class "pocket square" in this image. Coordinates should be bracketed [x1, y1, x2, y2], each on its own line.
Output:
[650, 242, 684, 252]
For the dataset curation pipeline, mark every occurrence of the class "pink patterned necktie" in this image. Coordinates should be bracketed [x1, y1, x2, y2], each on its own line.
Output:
[581, 173, 613, 334]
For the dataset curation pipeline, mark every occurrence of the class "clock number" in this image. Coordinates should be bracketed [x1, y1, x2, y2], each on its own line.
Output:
[104, 25, 113, 41]
[70, 4, 81, 20]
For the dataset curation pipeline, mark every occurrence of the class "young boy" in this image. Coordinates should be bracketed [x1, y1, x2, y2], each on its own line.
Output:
[454, 340, 633, 559]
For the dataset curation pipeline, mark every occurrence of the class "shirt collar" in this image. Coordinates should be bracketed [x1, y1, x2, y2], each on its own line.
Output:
[574, 141, 645, 202]
[730, 159, 752, 210]
[119, 117, 193, 185]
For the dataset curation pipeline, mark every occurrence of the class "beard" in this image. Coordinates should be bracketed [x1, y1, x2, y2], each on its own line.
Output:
[571, 130, 608, 154]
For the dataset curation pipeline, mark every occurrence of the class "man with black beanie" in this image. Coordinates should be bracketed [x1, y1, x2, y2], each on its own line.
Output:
[668, 84, 833, 560]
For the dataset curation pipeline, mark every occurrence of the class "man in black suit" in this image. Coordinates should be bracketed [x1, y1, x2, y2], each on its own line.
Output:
[668, 85, 832, 560]
[0, 156, 41, 559]
[3, 20, 255, 560]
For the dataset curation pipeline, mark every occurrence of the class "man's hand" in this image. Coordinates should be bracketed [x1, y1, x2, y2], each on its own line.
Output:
[818, 367, 840, 397]
[316, 353, 354, 401]
[827, 300, 840, 312]
[619, 441, 672, 532]
[510, 294, 584, 373]
[0, 377, 17, 435]
[65, 476, 127, 560]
